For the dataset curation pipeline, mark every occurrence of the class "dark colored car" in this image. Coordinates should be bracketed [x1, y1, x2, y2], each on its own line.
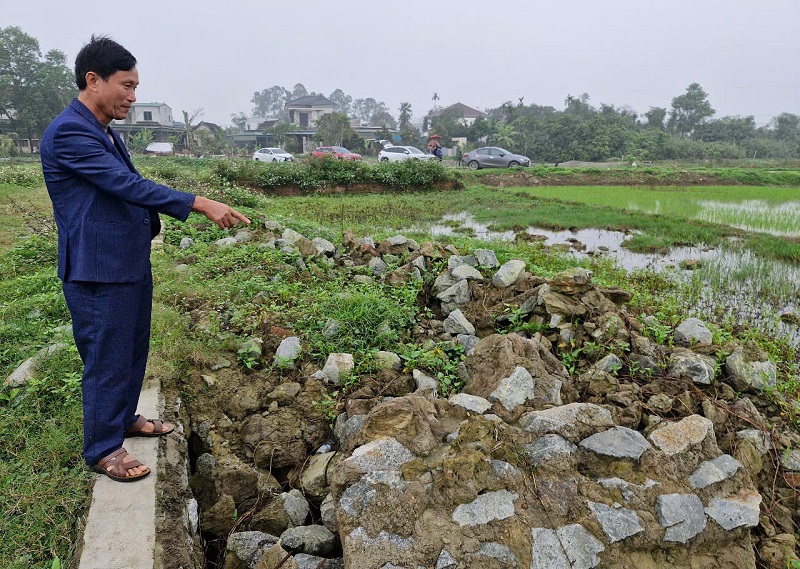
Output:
[461, 147, 530, 170]
[310, 146, 362, 161]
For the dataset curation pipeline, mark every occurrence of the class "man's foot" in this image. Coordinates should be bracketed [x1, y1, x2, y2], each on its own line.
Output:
[124, 415, 175, 438]
[92, 448, 150, 482]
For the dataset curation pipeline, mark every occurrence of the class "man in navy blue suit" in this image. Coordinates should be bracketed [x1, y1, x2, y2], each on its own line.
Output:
[40, 35, 250, 482]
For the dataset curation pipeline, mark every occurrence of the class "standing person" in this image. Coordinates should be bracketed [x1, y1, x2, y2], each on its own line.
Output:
[40, 35, 250, 482]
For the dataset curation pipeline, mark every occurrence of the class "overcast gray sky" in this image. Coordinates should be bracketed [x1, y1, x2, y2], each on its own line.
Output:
[4, 0, 799, 127]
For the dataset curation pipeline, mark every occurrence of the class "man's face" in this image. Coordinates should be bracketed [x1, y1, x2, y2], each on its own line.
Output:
[87, 68, 139, 124]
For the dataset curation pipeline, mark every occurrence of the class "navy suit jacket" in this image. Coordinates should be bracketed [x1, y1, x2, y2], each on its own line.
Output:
[41, 98, 196, 283]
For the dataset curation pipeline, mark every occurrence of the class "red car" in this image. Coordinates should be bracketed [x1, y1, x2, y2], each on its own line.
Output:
[311, 146, 362, 161]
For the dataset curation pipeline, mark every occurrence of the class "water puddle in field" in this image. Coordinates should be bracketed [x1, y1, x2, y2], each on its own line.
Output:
[425, 212, 518, 242]
[416, 212, 800, 347]
[424, 213, 717, 272]
[522, 227, 719, 273]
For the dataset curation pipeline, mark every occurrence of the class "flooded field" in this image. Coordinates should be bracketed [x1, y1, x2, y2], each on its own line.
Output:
[415, 212, 800, 348]
[695, 199, 800, 236]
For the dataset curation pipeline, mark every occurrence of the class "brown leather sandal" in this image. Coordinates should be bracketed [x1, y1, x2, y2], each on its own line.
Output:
[124, 415, 175, 438]
[92, 448, 151, 482]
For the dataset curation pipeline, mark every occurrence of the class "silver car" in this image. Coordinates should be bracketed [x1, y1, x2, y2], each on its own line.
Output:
[378, 146, 438, 162]
[461, 147, 530, 170]
[253, 147, 294, 162]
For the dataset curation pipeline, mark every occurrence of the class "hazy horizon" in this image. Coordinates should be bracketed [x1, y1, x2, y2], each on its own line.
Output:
[5, 0, 799, 127]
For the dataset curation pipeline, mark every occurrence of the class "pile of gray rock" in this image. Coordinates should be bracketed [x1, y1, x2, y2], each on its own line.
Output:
[162, 224, 799, 568]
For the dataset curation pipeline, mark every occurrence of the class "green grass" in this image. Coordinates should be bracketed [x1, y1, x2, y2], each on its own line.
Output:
[503, 184, 800, 233]
[2, 160, 800, 567]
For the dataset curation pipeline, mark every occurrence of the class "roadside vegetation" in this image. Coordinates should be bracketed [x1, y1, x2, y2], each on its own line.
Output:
[1, 159, 799, 567]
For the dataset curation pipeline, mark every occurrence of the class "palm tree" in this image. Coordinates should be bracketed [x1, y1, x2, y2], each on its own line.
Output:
[492, 123, 518, 149]
[399, 102, 412, 130]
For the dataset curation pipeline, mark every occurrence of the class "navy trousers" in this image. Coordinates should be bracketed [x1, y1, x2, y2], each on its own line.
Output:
[62, 271, 153, 465]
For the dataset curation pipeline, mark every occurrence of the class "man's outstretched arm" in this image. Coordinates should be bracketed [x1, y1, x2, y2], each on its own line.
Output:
[192, 195, 251, 229]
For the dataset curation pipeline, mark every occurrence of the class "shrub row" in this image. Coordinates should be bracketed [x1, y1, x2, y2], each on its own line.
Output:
[0, 164, 44, 188]
[214, 158, 460, 191]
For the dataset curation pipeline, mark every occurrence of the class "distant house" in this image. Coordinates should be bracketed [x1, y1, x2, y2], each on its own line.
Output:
[286, 95, 335, 127]
[112, 102, 182, 145]
[424, 102, 487, 132]
[0, 109, 39, 154]
[227, 118, 275, 150]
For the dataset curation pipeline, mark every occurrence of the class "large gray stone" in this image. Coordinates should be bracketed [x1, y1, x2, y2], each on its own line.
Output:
[705, 491, 761, 530]
[346, 438, 416, 473]
[311, 353, 354, 386]
[520, 403, 614, 442]
[412, 369, 439, 393]
[667, 351, 717, 385]
[525, 434, 577, 467]
[437, 279, 470, 305]
[282, 489, 310, 527]
[448, 254, 477, 269]
[656, 493, 707, 543]
[451, 264, 484, 282]
[443, 308, 475, 335]
[674, 318, 713, 346]
[489, 366, 535, 411]
[579, 426, 651, 460]
[226, 531, 279, 567]
[280, 525, 336, 556]
[334, 413, 366, 452]
[452, 490, 518, 527]
[531, 524, 604, 569]
[726, 345, 777, 392]
[588, 502, 644, 543]
[312, 237, 336, 256]
[492, 260, 526, 288]
[449, 393, 492, 414]
[369, 257, 388, 277]
[736, 428, 772, 455]
[689, 454, 741, 489]
[320, 493, 338, 533]
[472, 249, 499, 268]
[274, 336, 302, 369]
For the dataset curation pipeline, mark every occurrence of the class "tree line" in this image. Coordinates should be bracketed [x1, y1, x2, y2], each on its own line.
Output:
[429, 84, 800, 162]
[2, 26, 798, 161]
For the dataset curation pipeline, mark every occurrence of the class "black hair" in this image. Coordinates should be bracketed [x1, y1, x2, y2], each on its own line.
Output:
[74, 35, 137, 90]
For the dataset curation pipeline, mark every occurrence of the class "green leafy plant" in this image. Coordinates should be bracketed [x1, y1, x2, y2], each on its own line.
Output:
[312, 390, 340, 428]
[400, 342, 465, 397]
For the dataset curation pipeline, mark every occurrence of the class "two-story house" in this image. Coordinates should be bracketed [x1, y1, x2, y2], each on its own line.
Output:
[286, 95, 335, 128]
[111, 102, 183, 145]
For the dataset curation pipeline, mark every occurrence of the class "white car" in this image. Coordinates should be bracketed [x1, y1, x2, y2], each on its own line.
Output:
[253, 147, 294, 162]
[378, 146, 437, 162]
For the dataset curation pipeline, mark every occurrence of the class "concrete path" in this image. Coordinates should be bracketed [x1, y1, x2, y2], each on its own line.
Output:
[77, 379, 162, 569]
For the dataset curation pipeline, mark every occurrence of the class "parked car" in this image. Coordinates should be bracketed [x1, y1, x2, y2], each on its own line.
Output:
[310, 146, 362, 161]
[461, 147, 530, 170]
[253, 147, 294, 162]
[378, 146, 438, 162]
